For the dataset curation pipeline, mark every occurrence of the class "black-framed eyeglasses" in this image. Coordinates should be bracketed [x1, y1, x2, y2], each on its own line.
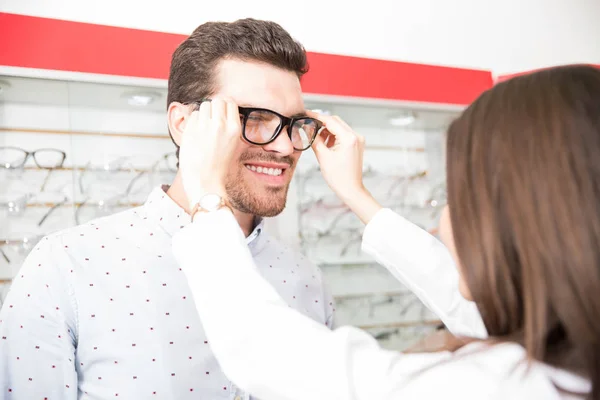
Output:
[189, 100, 323, 152]
[0, 146, 66, 170]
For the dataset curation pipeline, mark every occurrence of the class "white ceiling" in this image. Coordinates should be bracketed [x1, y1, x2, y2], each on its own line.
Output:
[0, 75, 461, 131]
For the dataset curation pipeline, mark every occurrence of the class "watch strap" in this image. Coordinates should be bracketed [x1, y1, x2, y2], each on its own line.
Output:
[190, 195, 233, 220]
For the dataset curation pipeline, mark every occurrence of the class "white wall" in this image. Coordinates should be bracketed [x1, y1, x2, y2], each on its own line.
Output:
[2, 0, 600, 75]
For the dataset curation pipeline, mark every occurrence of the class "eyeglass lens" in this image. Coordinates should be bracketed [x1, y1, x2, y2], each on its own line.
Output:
[33, 150, 65, 169]
[0, 148, 27, 169]
[244, 110, 319, 150]
[291, 118, 319, 150]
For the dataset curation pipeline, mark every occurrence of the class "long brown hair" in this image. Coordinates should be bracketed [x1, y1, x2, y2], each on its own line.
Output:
[446, 65, 600, 399]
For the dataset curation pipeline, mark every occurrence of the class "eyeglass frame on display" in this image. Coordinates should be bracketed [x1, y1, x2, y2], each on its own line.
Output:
[37, 196, 69, 226]
[78, 158, 126, 196]
[74, 193, 141, 226]
[0, 146, 67, 192]
[0, 233, 44, 265]
[0, 146, 66, 170]
[75, 154, 171, 225]
[75, 162, 127, 225]
[125, 152, 178, 196]
[0, 192, 69, 228]
[0, 190, 70, 271]
[0, 247, 9, 264]
[78, 153, 177, 196]
[298, 168, 432, 235]
[0, 193, 31, 216]
[187, 99, 323, 151]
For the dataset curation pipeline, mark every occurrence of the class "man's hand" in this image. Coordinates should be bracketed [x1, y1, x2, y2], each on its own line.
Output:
[178, 97, 242, 210]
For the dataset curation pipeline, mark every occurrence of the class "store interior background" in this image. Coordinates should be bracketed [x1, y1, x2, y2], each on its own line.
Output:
[1, 0, 600, 351]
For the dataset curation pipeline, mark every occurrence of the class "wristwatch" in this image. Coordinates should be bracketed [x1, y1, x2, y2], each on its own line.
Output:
[190, 193, 233, 220]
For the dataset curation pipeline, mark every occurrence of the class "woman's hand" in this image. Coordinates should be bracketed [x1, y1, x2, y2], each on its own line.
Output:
[308, 112, 366, 201]
[308, 111, 382, 224]
[178, 97, 242, 210]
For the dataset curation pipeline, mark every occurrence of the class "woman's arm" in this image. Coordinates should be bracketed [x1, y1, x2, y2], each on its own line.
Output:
[361, 207, 487, 338]
[305, 113, 486, 338]
[173, 210, 459, 400]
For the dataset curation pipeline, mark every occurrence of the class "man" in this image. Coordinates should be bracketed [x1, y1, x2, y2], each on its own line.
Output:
[0, 19, 334, 399]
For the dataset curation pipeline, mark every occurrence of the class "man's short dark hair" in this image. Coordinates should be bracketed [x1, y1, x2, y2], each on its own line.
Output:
[167, 18, 309, 157]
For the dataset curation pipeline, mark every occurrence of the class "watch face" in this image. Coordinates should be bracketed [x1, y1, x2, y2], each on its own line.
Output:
[199, 194, 222, 211]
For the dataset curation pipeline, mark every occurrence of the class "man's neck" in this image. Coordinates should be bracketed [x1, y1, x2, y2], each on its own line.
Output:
[166, 173, 256, 237]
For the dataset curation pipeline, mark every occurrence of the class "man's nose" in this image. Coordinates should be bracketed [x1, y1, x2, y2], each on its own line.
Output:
[261, 128, 295, 156]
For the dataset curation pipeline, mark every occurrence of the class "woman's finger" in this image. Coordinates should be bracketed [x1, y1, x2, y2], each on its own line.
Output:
[311, 114, 356, 144]
[325, 120, 356, 146]
[311, 130, 329, 157]
[332, 115, 353, 132]
[305, 110, 323, 120]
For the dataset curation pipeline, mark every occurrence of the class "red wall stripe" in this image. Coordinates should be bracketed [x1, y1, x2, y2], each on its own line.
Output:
[301, 52, 493, 105]
[0, 12, 493, 106]
[0, 13, 182, 80]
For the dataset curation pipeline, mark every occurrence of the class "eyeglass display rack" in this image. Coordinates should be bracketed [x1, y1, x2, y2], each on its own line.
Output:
[0, 75, 453, 350]
[0, 129, 446, 349]
[293, 136, 447, 350]
[0, 128, 178, 282]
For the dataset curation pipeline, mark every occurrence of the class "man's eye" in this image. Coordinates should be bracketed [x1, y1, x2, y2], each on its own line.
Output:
[246, 116, 266, 123]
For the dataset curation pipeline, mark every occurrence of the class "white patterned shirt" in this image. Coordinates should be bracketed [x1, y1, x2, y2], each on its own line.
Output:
[0, 186, 334, 400]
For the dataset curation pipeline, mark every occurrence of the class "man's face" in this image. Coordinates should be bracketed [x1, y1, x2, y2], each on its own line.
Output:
[213, 59, 305, 217]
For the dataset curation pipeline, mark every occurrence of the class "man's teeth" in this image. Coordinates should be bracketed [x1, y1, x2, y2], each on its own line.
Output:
[245, 165, 283, 176]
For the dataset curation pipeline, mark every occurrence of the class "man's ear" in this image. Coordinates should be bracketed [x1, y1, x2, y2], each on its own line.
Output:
[167, 102, 191, 147]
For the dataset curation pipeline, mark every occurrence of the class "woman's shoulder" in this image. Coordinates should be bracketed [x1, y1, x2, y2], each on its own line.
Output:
[396, 341, 587, 399]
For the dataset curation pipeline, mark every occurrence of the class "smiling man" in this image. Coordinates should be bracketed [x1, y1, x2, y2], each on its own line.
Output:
[167, 53, 322, 230]
[0, 19, 334, 400]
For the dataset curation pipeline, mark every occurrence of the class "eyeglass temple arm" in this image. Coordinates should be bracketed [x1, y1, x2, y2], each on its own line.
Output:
[37, 196, 68, 227]
[37, 152, 66, 192]
[125, 154, 167, 196]
[74, 197, 90, 226]
[0, 247, 10, 264]
[78, 161, 93, 194]
[39, 169, 53, 192]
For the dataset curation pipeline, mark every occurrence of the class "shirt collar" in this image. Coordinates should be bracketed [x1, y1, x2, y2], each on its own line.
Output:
[143, 185, 264, 244]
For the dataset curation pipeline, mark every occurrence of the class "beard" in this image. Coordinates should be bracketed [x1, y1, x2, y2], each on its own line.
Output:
[225, 151, 295, 217]
[226, 178, 289, 217]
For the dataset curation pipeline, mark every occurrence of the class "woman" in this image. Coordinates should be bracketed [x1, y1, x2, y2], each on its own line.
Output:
[172, 65, 598, 399]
